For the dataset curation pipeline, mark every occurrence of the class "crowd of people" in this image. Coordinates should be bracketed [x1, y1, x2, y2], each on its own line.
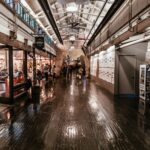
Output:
[36, 64, 56, 85]
[61, 63, 86, 80]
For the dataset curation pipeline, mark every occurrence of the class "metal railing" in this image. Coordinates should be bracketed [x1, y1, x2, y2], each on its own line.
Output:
[3, 0, 52, 47]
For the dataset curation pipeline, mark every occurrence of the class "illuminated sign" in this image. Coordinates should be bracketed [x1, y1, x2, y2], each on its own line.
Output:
[35, 36, 45, 49]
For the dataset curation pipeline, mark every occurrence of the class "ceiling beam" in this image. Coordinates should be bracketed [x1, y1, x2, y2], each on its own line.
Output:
[90, 0, 114, 4]
[53, 11, 99, 17]
[87, 0, 125, 46]
[38, 0, 63, 44]
[84, 0, 109, 46]
[74, 14, 93, 25]
[56, 14, 71, 23]
[58, 25, 90, 31]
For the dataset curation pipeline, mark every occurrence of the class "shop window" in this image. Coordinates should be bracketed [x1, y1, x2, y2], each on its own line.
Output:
[29, 18, 36, 29]
[5, 0, 13, 8]
[16, 3, 22, 16]
[0, 50, 9, 97]
[13, 51, 25, 86]
[16, 3, 23, 18]
[24, 13, 29, 23]
[27, 56, 33, 80]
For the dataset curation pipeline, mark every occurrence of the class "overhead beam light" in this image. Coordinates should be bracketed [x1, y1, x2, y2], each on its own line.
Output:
[69, 36, 76, 41]
[66, 2, 78, 12]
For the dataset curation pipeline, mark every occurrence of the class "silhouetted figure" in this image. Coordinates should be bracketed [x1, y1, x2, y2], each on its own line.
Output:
[62, 65, 67, 78]
[52, 65, 56, 80]
[44, 64, 49, 81]
[37, 69, 42, 85]
[25, 78, 32, 91]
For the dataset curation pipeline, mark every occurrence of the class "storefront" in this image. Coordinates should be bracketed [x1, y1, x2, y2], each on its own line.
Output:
[27, 53, 55, 80]
[0, 43, 56, 104]
[0, 47, 27, 103]
[0, 50, 9, 98]
[13, 51, 25, 85]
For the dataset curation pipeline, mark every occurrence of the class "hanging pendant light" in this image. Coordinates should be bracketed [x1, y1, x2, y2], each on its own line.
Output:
[66, 2, 78, 12]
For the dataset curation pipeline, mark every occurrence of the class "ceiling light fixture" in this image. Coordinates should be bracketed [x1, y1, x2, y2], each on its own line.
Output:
[69, 35, 76, 41]
[66, 2, 78, 12]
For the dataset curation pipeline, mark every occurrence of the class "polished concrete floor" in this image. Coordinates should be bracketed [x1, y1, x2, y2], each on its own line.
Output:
[0, 78, 150, 150]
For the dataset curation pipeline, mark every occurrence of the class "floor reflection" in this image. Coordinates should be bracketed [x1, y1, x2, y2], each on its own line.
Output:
[0, 78, 149, 149]
[40, 80, 55, 104]
[63, 123, 78, 139]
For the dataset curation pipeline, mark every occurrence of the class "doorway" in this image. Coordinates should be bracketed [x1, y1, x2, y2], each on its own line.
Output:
[118, 55, 137, 96]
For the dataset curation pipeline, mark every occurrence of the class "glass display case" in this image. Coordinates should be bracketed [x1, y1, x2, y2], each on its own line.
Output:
[0, 50, 9, 97]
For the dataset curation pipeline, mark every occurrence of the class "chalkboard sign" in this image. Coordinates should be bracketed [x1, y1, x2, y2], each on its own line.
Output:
[35, 36, 44, 49]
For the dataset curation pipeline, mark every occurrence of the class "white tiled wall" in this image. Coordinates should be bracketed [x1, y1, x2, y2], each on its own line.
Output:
[90, 54, 98, 76]
[90, 46, 115, 84]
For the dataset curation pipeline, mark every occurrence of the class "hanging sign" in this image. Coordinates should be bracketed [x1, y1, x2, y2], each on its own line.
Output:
[35, 36, 45, 49]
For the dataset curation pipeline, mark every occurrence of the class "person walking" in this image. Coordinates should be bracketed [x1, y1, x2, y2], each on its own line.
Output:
[52, 65, 56, 81]
[44, 64, 49, 81]
[36, 69, 42, 85]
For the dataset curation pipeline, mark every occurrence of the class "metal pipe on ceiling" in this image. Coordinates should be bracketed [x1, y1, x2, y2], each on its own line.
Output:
[83, 0, 108, 47]
[117, 35, 150, 49]
[86, 0, 125, 47]
[38, 0, 63, 44]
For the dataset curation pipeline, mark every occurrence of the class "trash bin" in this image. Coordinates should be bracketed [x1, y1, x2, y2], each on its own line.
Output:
[32, 85, 41, 103]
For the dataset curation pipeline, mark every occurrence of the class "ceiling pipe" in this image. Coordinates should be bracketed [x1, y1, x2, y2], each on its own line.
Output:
[38, 0, 63, 44]
[83, 0, 108, 47]
[86, 0, 125, 47]
[117, 35, 150, 49]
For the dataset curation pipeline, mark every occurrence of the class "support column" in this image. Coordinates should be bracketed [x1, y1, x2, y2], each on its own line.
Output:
[145, 41, 150, 63]
[9, 46, 14, 104]
[49, 54, 52, 72]
[33, 47, 36, 86]
[23, 51, 27, 81]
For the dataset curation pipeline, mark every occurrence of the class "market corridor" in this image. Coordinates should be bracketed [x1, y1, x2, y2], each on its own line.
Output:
[0, 78, 150, 150]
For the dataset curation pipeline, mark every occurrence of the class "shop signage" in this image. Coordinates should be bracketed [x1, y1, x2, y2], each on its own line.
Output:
[35, 36, 45, 49]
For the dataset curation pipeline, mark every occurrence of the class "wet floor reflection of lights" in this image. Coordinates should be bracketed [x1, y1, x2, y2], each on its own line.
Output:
[9, 122, 24, 140]
[70, 80, 75, 96]
[0, 79, 149, 150]
[50, 88, 54, 98]
[6, 112, 11, 120]
[27, 104, 40, 118]
[40, 82, 55, 103]
[82, 79, 87, 93]
[96, 111, 106, 123]
[69, 106, 74, 113]
[64, 124, 78, 139]
[88, 96, 99, 111]
[88, 97, 107, 124]
[70, 85, 74, 96]
[0, 125, 9, 138]
[105, 126, 115, 141]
